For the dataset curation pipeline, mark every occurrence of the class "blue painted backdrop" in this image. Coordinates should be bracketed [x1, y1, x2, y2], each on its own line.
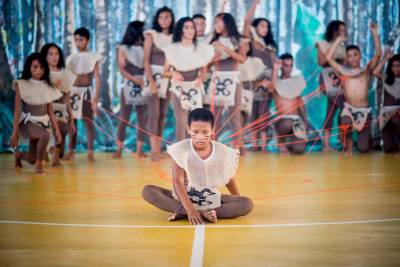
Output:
[0, 0, 399, 152]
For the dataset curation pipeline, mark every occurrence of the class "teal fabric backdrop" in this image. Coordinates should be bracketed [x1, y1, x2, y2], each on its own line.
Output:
[0, 0, 399, 152]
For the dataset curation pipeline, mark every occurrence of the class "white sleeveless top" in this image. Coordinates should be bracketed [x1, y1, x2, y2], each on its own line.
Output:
[167, 139, 239, 188]
[50, 69, 77, 93]
[275, 75, 306, 100]
[13, 79, 62, 105]
[164, 43, 215, 72]
[66, 51, 102, 75]
[120, 44, 144, 69]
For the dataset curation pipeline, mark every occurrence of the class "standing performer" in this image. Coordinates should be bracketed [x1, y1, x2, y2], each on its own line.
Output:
[10, 53, 62, 174]
[40, 43, 76, 166]
[243, 0, 277, 151]
[206, 12, 247, 153]
[316, 20, 347, 152]
[142, 108, 253, 224]
[143, 6, 175, 161]
[64, 27, 102, 162]
[325, 23, 382, 154]
[164, 17, 214, 141]
[114, 21, 148, 159]
[373, 50, 400, 153]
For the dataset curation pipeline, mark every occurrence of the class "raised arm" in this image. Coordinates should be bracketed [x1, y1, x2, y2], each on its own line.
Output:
[325, 36, 346, 75]
[269, 59, 281, 93]
[218, 0, 228, 13]
[243, 0, 260, 38]
[171, 161, 204, 225]
[367, 22, 382, 71]
[372, 48, 393, 78]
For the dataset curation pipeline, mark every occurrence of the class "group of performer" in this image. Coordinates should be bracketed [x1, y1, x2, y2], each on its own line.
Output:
[9, 0, 400, 175]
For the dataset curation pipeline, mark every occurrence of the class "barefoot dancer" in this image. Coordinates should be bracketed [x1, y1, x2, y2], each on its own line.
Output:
[142, 108, 253, 224]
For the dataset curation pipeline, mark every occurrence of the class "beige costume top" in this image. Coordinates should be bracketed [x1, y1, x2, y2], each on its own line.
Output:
[66, 51, 102, 75]
[167, 139, 240, 211]
[275, 75, 306, 100]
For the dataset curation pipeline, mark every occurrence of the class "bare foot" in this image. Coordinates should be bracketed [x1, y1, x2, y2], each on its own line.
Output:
[201, 210, 217, 223]
[323, 146, 334, 153]
[63, 151, 75, 161]
[51, 160, 61, 167]
[112, 149, 122, 159]
[150, 152, 160, 162]
[15, 152, 23, 168]
[87, 151, 96, 162]
[35, 161, 46, 174]
[135, 151, 148, 158]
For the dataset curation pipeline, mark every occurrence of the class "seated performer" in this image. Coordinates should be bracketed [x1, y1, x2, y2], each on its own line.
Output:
[142, 108, 253, 225]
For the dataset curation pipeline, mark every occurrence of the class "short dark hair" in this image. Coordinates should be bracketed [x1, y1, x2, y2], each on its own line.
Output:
[279, 53, 293, 61]
[188, 108, 215, 128]
[74, 27, 90, 40]
[346, 44, 360, 53]
[192, 14, 206, 20]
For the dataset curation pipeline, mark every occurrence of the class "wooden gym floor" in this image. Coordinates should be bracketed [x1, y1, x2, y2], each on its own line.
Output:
[0, 152, 399, 267]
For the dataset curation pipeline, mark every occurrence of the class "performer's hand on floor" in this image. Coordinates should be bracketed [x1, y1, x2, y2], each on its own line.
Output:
[187, 209, 204, 225]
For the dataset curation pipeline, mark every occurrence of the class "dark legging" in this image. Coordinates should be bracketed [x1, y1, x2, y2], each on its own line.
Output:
[382, 117, 400, 153]
[147, 94, 169, 137]
[142, 185, 253, 219]
[340, 115, 371, 153]
[19, 122, 50, 163]
[69, 97, 95, 150]
[275, 118, 306, 154]
[214, 84, 243, 140]
[56, 121, 69, 158]
[116, 92, 148, 143]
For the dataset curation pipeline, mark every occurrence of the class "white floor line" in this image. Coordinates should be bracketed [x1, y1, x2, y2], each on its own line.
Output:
[190, 224, 205, 267]
[0, 218, 399, 229]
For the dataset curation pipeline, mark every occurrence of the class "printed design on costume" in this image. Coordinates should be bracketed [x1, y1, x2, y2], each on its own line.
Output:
[176, 85, 198, 106]
[143, 65, 169, 99]
[241, 89, 254, 114]
[322, 67, 343, 96]
[123, 78, 148, 106]
[341, 103, 371, 132]
[187, 187, 217, 208]
[379, 105, 400, 130]
[172, 81, 203, 111]
[70, 94, 81, 112]
[214, 77, 233, 96]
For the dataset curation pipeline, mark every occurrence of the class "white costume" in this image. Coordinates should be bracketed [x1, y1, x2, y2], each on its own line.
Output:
[167, 139, 239, 211]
